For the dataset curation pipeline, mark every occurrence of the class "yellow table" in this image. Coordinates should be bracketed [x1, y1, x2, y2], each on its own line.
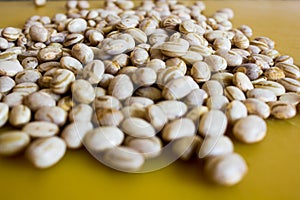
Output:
[1, 1, 300, 200]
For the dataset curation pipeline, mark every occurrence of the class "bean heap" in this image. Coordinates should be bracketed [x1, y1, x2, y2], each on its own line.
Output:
[0, 0, 300, 186]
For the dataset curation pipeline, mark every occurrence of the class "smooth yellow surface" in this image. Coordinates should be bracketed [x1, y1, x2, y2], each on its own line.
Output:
[1, 1, 300, 200]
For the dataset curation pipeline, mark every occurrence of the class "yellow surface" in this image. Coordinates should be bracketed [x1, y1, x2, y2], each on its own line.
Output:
[1, 1, 300, 200]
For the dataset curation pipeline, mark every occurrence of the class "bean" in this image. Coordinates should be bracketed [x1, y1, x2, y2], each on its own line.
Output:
[243, 98, 270, 119]
[124, 136, 162, 159]
[9, 105, 31, 127]
[61, 122, 93, 149]
[26, 136, 66, 169]
[269, 101, 297, 119]
[71, 79, 95, 104]
[199, 110, 228, 137]
[121, 117, 155, 138]
[204, 153, 248, 186]
[233, 115, 267, 143]
[69, 104, 93, 122]
[108, 74, 134, 101]
[22, 121, 59, 138]
[84, 126, 124, 152]
[172, 136, 203, 161]
[0, 131, 30, 156]
[34, 106, 67, 126]
[162, 118, 195, 141]
[157, 100, 188, 120]
[24, 91, 56, 111]
[198, 136, 234, 158]
[102, 146, 144, 172]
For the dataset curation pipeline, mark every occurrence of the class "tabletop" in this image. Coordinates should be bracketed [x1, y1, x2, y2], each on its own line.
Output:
[0, 1, 300, 200]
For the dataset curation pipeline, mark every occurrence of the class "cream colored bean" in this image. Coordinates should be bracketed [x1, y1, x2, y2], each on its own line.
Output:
[206, 95, 229, 110]
[275, 63, 300, 79]
[82, 60, 105, 84]
[0, 59, 23, 77]
[94, 95, 122, 110]
[185, 106, 209, 124]
[233, 115, 267, 143]
[131, 67, 157, 87]
[198, 136, 234, 158]
[172, 136, 203, 161]
[9, 105, 31, 127]
[269, 101, 297, 119]
[156, 67, 184, 88]
[253, 80, 286, 96]
[50, 69, 75, 94]
[0, 131, 30, 156]
[243, 98, 270, 119]
[232, 72, 253, 92]
[96, 108, 124, 126]
[0, 76, 15, 93]
[102, 146, 145, 172]
[279, 92, 300, 106]
[13, 82, 39, 94]
[34, 0, 47, 7]
[69, 104, 93, 122]
[37, 46, 63, 62]
[108, 74, 134, 101]
[224, 86, 246, 101]
[23, 121, 59, 138]
[34, 106, 67, 126]
[162, 76, 199, 100]
[211, 72, 233, 87]
[162, 118, 195, 141]
[26, 136, 66, 169]
[157, 100, 188, 120]
[0, 103, 9, 127]
[204, 153, 248, 186]
[226, 100, 248, 124]
[165, 57, 187, 75]
[102, 39, 128, 55]
[199, 110, 228, 137]
[84, 126, 124, 152]
[14, 69, 41, 84]
[204, 55, 227, 72]
[98, 74, 114, 89]
[146, 59, 166, 72]
[191, 61, 211, 83]
[277, 78, 300, 93]
[130, 47, 150, 67]
[67, 18, 87, 33]
[60, 56, 83, 74]
[2, 92, 27, 108]
[202, 80, 224, 96]
[134, 86, 162, 101]
[159, 39, 189, 57]
[24, 91, 56, 111]
[94, 87, 106, 97]
[215, 49, 243, 67]
[124, 136, 162, 159]
[71, 79, 95, 104]
[121, 105, 147, 119]
[246, 88, 277, 102]
[146, 104, 168, 131]
[71, 43, 94, 64]
[29, 25, 49, 42]
[183, 89, 207, 107]
[61, 122, 93, 149]
[121, 117, 155, 138]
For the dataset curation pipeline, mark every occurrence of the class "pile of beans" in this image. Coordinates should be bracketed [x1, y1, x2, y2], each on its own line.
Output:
[0, 0, 300, 186]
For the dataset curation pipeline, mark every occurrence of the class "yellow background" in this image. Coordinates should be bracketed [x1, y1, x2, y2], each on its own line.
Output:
[1, 1, 300, 200]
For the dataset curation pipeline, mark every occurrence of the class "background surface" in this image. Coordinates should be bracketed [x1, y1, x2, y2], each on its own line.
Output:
[0, 1, 300, 200]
